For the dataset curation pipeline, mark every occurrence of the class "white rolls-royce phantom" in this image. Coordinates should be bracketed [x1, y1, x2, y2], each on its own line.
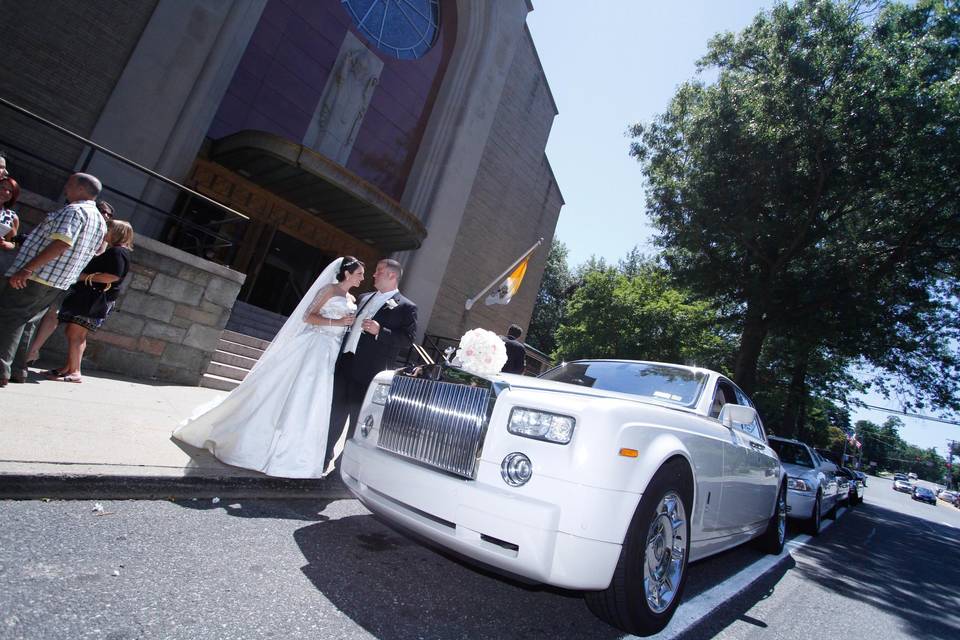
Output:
[341, 360, 787, 636]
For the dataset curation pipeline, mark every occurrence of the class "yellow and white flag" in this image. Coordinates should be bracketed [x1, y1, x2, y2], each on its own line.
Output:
[485, 256, 529, 306]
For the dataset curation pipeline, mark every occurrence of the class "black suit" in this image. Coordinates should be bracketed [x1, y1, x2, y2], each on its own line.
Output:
[502, 336, 526, 374]
[327, 291, 417, 466]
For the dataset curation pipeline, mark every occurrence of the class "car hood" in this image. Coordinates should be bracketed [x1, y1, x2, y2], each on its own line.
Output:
[780, 462, 818, 480]
[499, 373, 701, 415]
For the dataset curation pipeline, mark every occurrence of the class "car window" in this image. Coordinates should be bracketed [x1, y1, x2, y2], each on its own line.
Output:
[539, 361, 708, 407]
[768, 439, 815, 468]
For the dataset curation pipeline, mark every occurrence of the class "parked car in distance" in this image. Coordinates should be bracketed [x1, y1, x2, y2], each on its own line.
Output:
[853, 470, 868, 486]
[893, 478, 913, 493]
[342, 360, 788, 636]
[768, 436, 840, 535]
[908, 472, 919, 481]
[835, 466, 864, 506]
[912, 486, 937, 504]
[937, 490, 957, 503]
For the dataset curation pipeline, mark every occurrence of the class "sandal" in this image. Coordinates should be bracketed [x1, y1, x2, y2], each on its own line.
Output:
[51, 373, 82, 383]
[45, 369, 64, 378]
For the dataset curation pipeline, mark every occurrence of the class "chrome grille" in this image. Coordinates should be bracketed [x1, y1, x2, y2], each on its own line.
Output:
[378, 371, 492, 479]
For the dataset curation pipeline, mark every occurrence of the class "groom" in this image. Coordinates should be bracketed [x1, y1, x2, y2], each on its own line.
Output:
[326, 258, 417, 468]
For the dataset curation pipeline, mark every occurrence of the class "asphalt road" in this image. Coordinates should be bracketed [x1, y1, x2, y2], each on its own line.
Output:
[1, 477, 958, 640]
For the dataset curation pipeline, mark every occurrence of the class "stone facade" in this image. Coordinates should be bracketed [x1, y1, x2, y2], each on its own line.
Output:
[426, 26, 564, 339]
[0, 0, 158, 198]
[40, 235, 245, 386]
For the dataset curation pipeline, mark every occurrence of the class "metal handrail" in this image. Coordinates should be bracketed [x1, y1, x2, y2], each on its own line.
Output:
[0, 137, 238, 249]
[0, 96, 249, 222]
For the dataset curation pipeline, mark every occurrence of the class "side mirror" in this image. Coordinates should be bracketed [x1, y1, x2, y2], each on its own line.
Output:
[718, 403, 757, 428]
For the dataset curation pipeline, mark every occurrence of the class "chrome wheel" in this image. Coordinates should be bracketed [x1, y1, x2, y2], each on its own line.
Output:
[643, 490, 687, 614]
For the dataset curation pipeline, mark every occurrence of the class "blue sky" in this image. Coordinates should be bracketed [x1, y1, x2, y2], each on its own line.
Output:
[526, 1, 958, 462]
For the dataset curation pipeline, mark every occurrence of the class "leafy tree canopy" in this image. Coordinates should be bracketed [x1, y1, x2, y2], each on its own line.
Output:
[525, 239, 573, 356]
[552, 257, 735, 368]
[629, 0, 960, 412]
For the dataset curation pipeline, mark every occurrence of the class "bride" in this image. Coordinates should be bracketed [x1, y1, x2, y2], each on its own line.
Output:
[173, 256, 363, 478]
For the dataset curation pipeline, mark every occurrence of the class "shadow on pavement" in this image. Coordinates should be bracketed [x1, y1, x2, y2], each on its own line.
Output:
[293, 511, 623, 640]
[290, 505, 818, 639]
[174, 497, 336, 522]
[793, 501, 960, 639]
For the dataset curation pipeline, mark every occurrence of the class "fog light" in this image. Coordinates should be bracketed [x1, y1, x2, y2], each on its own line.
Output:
[501, 452, 533, 487]
[360, 414, 375, 438]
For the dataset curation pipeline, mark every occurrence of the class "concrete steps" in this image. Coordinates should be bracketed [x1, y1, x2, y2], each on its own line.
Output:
[199, 329, 272, 392]
[224, 301, 287, 342]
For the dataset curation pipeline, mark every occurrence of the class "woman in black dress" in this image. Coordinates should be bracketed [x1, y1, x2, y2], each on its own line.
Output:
[48, 220, 134, 383]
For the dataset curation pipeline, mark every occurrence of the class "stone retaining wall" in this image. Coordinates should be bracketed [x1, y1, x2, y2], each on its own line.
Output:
[40, 235, 245, 385]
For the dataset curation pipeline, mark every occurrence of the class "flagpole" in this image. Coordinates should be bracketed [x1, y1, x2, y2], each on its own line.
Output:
[464, 238, 543, 311]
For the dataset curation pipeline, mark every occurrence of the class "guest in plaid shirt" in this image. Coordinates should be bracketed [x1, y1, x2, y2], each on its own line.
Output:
[0, 173, 106, 386]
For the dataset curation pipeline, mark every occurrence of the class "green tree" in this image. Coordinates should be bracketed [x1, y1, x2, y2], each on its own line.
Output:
[526, 239, 573, 356]
[553, 260, 734, 368]
[630, 0, 960, 414]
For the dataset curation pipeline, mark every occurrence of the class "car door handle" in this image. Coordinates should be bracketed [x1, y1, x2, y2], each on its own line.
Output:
[750, 442, 766, 451]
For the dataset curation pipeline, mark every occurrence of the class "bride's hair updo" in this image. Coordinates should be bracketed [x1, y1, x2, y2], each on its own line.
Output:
[336, 256, 365, 282]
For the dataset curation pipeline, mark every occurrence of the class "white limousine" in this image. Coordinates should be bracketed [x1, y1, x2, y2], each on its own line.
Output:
[341, 360, 787, 636]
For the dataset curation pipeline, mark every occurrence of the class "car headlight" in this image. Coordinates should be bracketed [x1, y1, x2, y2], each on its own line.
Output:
[371, 383, 391, 405]
[787, 477, 811, 492]
[507, 407, 575, 444]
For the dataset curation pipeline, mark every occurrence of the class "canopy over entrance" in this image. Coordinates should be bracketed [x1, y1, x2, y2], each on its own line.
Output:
[210, 130, 426, 252]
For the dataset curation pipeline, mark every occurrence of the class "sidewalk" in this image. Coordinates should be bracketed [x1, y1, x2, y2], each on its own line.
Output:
[0, 364, 350, 500]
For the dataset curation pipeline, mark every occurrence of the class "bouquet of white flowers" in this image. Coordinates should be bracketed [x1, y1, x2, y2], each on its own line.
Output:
[453, 328, 508, 376]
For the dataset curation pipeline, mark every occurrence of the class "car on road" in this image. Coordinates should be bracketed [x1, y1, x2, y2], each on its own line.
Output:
[835, 465, 864, 506]
[908, 472, 919, 481]
[853, 470, 868, 486]
[912, 486, 937, 504]
[937, 490, 957, 503]
[760, 437, 838, 535]
[342, 360, 787, 636]
[893, 478, 913, 493]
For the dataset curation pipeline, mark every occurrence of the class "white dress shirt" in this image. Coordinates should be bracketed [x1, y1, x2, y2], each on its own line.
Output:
[342, 288, 398, 354]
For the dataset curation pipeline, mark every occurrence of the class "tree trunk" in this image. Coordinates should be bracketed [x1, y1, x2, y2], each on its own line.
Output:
[733, 301, 768, 395]
[782, 348, 810, 439]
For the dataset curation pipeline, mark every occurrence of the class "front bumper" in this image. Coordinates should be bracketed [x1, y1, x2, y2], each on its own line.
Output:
[341, 440, 626, 590]
[785, 489, 817, 520]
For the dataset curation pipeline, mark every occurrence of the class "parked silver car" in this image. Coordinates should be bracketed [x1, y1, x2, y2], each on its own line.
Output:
[768, 436, 840, 535]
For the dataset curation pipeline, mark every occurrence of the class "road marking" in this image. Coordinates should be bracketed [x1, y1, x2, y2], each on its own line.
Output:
[864, 527, 876, 546]
[629, 508, 845, 639]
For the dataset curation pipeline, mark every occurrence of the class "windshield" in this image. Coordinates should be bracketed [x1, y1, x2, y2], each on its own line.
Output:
[538, 361, 707, 407]
[768, 440, 815, 468]
[916, 487, 933, 497]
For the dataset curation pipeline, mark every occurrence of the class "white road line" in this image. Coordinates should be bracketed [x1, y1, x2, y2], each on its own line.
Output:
[625, 508, 845, 640]
[864, 526, 876, 546]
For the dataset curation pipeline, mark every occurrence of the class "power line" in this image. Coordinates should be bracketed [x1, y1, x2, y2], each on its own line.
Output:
[859, 403, 960, 427]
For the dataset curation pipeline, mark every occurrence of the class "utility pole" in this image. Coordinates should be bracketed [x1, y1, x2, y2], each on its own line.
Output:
[948, 440, 959, 489]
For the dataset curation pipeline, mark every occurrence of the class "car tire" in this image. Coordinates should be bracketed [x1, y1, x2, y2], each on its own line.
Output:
[585, 458, 693, 636]
[756, 482, 787, 555]
[807, 492, 822, 536]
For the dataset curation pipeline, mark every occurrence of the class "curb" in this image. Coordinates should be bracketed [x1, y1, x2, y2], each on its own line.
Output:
[0, 473, 352, 500]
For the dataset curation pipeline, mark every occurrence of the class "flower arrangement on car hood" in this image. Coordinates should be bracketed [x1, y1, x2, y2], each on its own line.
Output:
[453, 328, 507, 377]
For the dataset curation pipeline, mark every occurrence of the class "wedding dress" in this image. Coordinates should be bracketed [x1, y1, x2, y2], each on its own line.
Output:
[173, 259, 355, 478]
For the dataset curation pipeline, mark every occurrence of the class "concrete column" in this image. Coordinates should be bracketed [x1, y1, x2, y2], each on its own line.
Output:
[82, 0, 268, 237]
[397, 0, 531, 340]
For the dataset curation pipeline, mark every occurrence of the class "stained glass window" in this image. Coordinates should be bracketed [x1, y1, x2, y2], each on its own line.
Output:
[341, 0, 440, 60]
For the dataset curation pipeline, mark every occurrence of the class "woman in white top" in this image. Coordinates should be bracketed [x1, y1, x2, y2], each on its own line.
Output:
[173, 256, 363, 478]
